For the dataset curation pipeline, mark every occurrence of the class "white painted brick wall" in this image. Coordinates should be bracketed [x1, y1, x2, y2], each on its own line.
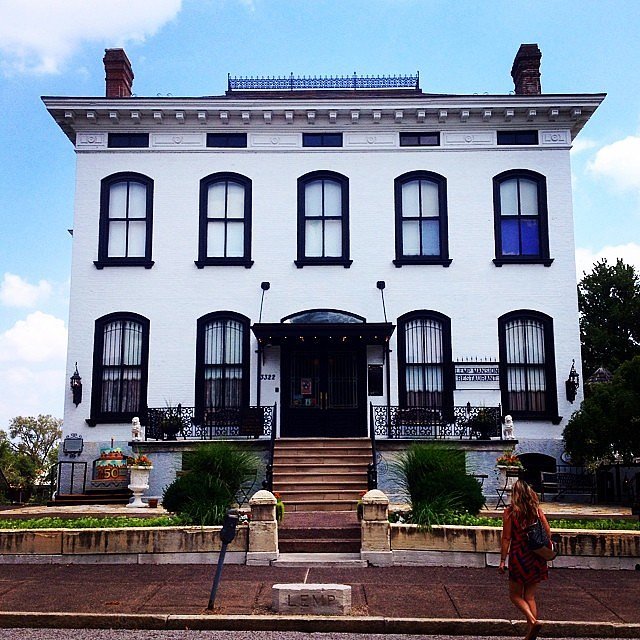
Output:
[62, 135, 583, 450]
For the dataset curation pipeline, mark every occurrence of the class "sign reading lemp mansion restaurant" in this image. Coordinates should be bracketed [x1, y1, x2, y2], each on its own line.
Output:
[44, 44, 603, 503]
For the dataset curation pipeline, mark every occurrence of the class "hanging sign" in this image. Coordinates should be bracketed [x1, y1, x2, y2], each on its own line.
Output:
[301, 378, 312, 395]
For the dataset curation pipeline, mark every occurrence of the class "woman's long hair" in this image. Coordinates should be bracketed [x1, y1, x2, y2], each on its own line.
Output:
[510, 479, 539, 525]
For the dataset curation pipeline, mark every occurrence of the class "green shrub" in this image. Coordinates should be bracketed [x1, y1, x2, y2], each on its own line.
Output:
[162, 442, 258, 526]
[393, 443, 485, 525]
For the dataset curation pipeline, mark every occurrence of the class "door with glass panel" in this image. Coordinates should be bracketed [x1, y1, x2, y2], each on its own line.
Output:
[281, 346, 366, 436]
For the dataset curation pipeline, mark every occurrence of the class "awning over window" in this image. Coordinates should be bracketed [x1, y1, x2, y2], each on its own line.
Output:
[251, 322, 395, 346]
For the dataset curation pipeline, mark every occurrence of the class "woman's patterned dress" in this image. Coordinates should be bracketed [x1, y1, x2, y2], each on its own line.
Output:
[506, 506, 549, 585]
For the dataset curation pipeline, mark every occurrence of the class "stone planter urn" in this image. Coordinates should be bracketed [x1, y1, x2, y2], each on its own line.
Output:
[127, 465, 153, 508]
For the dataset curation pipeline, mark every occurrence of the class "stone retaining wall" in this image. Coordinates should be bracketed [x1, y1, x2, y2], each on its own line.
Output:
[0, 525, 249, 565]
[389, 524, 640, 570]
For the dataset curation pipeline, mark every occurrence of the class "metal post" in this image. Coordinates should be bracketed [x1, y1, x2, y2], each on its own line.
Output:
[207, 511, 239, 610]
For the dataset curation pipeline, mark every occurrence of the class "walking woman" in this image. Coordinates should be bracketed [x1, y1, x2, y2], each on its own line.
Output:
[499, 479, 551, 640]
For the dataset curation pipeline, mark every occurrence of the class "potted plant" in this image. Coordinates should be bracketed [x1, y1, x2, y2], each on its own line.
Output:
[470, 408, 496, 440]
[356, 490, 367, 521]
[161, 406, 184, 441]
[126, 454, 153, 508]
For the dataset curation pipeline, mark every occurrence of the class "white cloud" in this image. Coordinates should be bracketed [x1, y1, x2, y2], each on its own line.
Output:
[571, 137, 597, 155]
[588, 135, 640, 191]
[0, 366, 64, 428]
[575, 243, 640, 279]
[0, 311, 67, 363]
[0, 273, 52, 308]
[0, 0, 182, 75]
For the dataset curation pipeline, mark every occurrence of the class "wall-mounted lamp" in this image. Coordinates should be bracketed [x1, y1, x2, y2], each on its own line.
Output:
[376, 281, 388, 323]
[259, 281, 270, 323]
[565, 359, 580, 403]
[70, 362, 83, 406]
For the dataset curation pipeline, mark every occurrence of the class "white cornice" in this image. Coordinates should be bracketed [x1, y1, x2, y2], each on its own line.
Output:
[42, 93, 605, 143]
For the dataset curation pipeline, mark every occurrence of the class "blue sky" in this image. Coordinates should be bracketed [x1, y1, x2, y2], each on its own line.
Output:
[0, 0, 639, 426]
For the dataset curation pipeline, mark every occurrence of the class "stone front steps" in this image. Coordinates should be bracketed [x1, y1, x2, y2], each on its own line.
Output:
[279, 511, 360, 554]
[273, 438, 370, 513]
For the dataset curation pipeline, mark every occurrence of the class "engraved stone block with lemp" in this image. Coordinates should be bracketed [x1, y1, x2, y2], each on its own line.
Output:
[272, 583, 351, 615]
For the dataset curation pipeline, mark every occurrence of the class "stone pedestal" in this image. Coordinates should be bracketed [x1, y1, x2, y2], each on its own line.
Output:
[272, 583, 351, 615]
[126, 466, 152, 508]
[360, 489, 393, 566]
[247, 489, 278, 565]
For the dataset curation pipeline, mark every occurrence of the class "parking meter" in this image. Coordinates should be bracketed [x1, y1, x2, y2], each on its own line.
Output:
[208, 510, 239, 610]
[219, 512, 238, 545]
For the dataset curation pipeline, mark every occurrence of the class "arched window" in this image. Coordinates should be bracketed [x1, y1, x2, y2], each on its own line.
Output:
[90, 312, 150, 423]
[397, 311, 453, 411]
[498, 310, 558, 419]
[394, 171, 451, 266]
[493, 170, 552, 266]
[95, 173, 154, 269]
[196, 173, 253, 268]
[296, 171, 351, 268]
[195, 312, 250, 415]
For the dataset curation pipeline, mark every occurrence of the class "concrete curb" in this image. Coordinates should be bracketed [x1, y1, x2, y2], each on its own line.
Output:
[0, 612, 638, 637]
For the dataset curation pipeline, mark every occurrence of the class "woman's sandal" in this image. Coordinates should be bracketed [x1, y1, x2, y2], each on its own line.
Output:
[525, 621, 543, 640]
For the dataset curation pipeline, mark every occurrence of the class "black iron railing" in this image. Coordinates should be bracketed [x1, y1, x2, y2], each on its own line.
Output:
[368, 404, 379, 489]
[370, 404, 503, 440]
[228, 72, 420, 92]
[56, 461, 88, 496]
[144, 405, 276, 441]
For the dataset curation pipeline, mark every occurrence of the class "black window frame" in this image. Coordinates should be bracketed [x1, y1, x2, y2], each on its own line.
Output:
[206, 133, 248, 148]
[107, 133, 150, 148]
[88, 312, 150, 425]
[493, 169, 553, 267]
[498, 310, 559, 422]
[497, 130, 538, 146]
[397, 310, 454, 416]
[94, 172, 154, 269]
[195, 172, 253, 268]
[295, 170, 352, 268]
[302, 133, 343, 147]
[195, 311, 251, 420]
[393, 171, 452, 267]
[399, 132, 440, 147]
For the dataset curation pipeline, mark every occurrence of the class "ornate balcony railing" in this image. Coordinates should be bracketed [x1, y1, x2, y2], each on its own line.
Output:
[144, 405, 276, 441]
[370, 404, 503, 440]
[228, 72, 420, 92]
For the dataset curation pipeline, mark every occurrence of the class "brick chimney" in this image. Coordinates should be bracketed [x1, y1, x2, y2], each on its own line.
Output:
[511, 44, 542, 95]
[103, 48, 134, 98]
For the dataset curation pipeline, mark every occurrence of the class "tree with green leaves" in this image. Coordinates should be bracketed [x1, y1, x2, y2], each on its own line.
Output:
[563, 356, 640, 467]
[1, 415, 62, 495]
[578, 258, 640, 378]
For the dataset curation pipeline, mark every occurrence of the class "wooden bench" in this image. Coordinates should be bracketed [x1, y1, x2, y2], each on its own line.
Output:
[540, 470, 596, 503]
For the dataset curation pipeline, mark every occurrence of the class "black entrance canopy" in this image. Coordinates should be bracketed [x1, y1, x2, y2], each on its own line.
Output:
[251, 322, 395, 345]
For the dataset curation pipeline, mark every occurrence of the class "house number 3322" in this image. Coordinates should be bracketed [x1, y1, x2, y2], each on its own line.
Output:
[260, 374, 276, 381]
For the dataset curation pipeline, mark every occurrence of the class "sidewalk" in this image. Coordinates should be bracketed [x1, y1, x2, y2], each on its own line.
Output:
[0, 563, 638, 636]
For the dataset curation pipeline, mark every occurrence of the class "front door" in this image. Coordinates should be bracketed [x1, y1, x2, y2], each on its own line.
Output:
[281, 345, 367, 437]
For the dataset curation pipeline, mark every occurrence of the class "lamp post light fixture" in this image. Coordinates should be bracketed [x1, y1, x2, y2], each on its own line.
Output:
[70, 362, 83, 406]
[565, 359, 580, 403]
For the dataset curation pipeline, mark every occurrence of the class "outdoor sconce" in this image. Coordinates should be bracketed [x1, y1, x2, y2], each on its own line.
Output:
[70, 362, 82, 406]
[565, 359, 580, 403]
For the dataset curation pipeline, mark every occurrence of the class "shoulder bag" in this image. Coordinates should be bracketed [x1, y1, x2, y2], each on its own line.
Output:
[526, 517, 559, 561]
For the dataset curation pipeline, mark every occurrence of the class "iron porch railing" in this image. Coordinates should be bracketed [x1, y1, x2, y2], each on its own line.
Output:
[370, 404, 503, 440]
[144, 405, 276, 441]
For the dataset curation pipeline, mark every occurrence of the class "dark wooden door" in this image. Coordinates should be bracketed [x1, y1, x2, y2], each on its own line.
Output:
[281, 346, 367, 437]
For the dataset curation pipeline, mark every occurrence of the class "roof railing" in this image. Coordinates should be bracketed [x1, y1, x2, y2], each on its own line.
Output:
[227, 72, 420, 92]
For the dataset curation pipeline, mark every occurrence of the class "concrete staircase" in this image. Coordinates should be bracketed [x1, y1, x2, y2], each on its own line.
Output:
[278, 511, 361, 554]
[272, 437, 371, 513]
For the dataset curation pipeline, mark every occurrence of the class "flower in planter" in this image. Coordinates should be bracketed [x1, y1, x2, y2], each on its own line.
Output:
[495, 450, 523, 468]
[127, 454, 153, 468]
[273, 491, 285, 522]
